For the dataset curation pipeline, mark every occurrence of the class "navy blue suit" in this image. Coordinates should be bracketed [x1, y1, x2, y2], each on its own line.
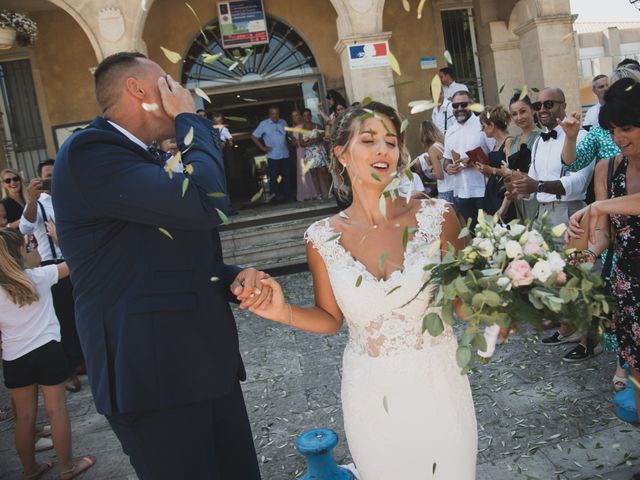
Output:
[52, 114, 260, 479]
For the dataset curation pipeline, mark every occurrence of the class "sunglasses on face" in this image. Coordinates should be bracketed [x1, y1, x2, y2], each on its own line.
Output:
[3, 176, 20, 184]
[531, 100, 563, 111]
[451, 102, 469, 109]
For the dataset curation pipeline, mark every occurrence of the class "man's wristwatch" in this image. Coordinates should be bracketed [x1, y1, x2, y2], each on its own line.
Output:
[537, 180, 545, 193]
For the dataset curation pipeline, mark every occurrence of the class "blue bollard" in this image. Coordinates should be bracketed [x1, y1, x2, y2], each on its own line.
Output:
[295, 428, 355, 480]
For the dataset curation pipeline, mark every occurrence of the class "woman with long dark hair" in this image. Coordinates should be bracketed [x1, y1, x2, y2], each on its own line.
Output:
[1, 168, 27, 230]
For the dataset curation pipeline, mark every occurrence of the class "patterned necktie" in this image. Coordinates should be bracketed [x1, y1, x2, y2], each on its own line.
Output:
[147, 143, 169, 164]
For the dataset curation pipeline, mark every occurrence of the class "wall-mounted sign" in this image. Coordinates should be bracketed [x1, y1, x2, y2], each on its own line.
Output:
[217, 0, 269, 49]
[348, 41, 390, 70]
[420, 56, 438, 70]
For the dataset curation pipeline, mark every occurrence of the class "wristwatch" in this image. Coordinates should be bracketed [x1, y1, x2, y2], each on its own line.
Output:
[537, 180, 545, 193]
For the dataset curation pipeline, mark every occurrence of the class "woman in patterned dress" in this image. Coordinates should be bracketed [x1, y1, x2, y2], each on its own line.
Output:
[567, 77, 640, 423]
[300, 108, 330, 199]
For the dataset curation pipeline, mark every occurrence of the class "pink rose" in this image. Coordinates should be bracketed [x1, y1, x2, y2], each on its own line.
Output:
[504, 259, 534, 287]
[555, 271, 567, 285]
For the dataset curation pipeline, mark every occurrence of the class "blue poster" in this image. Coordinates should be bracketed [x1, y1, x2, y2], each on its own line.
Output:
[217, 0, 269, 49]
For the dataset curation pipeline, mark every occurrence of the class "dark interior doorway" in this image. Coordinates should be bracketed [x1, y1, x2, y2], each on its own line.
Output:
[204, 82, 308, 207]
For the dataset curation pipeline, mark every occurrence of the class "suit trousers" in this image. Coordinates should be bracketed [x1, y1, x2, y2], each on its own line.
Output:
[268, 157, 291, 200]
[51, 275, 84, 370]
[107, 382, 261, 480]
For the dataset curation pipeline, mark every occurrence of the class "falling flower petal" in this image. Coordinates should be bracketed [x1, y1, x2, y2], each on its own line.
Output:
[250, 188, 263, 203]
[226, 116, 248, 122]
[160, 46, 182, 64]
[181, 178, 189, 197]
[378, 252, 389, 269]
[339, 210, 349, 219]
[468, 103, 485, 113]
[355, 275, 363, 287]
[285, 126, 312, 135]
[387, 80, 415, 88]
[242, 97, 258, 102]
[361, 96, 373, 106]
[276, 175, 282, 184]
[216, 208, 230, 225]
[444, 50, 453, 65]
[400, 118, 409, 134]
[184, 164, 194, 175]
[183, 126, 194, 146]
[371, 172, 382, 182]
[382, 395, 389, 414]
[185, 2, 208, 43]
[401, 0, 410, 12]
[387, 51, 401, 75]
[228, 61, 239, 71]
[518, 85, 528, 101]
[417, 0, 427, 19]
[207, 192, 226, 197]
[326, 233, 342, 243]
[158, 227, 173, 240]
[431, 73, 442, 104]
[379, 194, 387, 219]
[210, 276, 219, 282]
[202, 53, 223, 64]
[142, 102, 159, 112]
[499, 83, 505, 94]
[194, 87, 211, 103]
[409, 100, 436, 114]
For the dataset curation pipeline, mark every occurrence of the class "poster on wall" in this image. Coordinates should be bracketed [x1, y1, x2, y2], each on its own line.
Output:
[217, 0, 269, 49]
[52, 121, 91, 151]
[348, 42, 390, 70]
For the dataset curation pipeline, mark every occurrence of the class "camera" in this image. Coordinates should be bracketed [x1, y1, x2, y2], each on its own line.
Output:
[40, 179, 52, 191]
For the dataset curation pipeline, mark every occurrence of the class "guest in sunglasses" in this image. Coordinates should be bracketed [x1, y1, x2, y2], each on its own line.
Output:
[443, 90, 495, 228]
[1, 168, 26, 231]
[512, 87, 597, 361]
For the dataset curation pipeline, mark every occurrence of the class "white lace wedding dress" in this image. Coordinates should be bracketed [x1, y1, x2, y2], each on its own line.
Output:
[305, 199, 477, 479]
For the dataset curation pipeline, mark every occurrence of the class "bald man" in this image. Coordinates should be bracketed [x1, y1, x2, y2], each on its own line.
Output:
[52, 52, 263, 479]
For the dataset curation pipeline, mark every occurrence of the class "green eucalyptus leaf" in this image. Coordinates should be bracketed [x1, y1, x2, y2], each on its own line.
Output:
[423, 312, 444, 337]
[456, 345, 472, 369]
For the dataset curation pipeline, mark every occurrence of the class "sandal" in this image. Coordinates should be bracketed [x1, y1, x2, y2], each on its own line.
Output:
[24, 461, 53, 480]
[613, 374, 628, 392]
[60, 455, 96, 480]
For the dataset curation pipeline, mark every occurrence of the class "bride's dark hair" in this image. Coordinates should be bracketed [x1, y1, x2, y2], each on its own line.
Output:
[329, 101, 409, 202]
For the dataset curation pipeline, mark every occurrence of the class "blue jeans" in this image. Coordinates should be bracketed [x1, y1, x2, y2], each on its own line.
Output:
[268, 157, 291, 199]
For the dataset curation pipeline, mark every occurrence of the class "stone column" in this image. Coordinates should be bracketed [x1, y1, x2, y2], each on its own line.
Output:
[48, 0, 151, 61]
[330, 0, 398, 108]
[512, 0, 580, 110]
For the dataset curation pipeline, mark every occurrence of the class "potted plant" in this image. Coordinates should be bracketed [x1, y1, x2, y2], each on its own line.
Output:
[0, 10, 38, 49]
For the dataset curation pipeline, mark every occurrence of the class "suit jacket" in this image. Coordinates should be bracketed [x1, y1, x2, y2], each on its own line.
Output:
[52, 114, 244, 415]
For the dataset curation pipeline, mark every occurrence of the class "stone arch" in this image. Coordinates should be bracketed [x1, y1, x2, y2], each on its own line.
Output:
[46, 0, 102, 61]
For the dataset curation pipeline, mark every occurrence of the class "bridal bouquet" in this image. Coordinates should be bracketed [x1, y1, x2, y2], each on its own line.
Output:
[420, 211, 615, 372]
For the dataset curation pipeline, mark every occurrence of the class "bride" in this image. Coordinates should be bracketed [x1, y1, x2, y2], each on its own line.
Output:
[247, 101, 477, 479]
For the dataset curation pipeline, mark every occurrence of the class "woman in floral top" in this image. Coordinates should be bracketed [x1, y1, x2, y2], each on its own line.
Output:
[567, 77, 640, 423]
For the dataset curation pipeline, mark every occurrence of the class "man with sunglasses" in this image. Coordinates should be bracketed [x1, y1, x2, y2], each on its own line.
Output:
[512, 87, 595, 355]
[443, 90, 495, 227]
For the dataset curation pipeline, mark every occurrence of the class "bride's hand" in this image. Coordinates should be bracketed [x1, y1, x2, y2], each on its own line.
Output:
[247, 277, 289, 323]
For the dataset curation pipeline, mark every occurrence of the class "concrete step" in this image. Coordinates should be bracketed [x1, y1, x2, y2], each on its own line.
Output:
[224, 236, 305, 266]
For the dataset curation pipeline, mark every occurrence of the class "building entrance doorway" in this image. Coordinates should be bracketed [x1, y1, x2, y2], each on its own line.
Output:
[204, 81, 318, 207]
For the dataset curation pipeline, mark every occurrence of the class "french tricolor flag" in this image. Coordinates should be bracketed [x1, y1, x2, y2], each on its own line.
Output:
[349, 42, 388, 59]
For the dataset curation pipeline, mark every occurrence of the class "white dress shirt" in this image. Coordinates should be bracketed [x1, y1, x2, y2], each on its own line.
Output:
[19, 192, 63, 262]
[529, 126, 593, 203]
[431, 99, 455, 135]
[582, 103, 601, 128]
[107, 120, 148, 150]
[443, 114, 495, 199]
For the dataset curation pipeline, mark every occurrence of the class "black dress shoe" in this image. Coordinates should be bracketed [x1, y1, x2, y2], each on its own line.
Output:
[562, 343, 603, 362]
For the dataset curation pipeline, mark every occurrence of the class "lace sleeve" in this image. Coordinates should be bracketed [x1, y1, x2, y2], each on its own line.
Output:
[415, 198, 450, 246]
[304, 218, 346, 267]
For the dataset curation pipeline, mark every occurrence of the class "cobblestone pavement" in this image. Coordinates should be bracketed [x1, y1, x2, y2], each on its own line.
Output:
[1, 271, 639, 479]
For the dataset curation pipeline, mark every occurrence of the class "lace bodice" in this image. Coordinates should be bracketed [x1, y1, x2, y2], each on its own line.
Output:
[305, 198, 456, 357]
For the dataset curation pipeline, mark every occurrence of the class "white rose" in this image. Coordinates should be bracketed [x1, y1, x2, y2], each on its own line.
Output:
[494, 224, 508, 238]
[477, 238, 494, 258]
[532, 260, 552, 282]
[505, 240, 523, 259]
[524, 231, 545, 256]
[472, 237, 483, 247]
[510, 224, 526, 237]
[546, 251, 566, 273]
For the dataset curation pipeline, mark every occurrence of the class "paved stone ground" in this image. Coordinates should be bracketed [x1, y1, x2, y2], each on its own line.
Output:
[1, 271, 640, 479]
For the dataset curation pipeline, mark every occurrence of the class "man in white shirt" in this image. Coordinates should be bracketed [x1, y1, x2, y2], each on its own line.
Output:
[439, 67, 467, 101]
[512, 87, 593, 238]
[20, 159, 84, 391]
[583, 75, 609, 129]
[432, 83, 468, 136]
[512, 88, 596, 360]
[443, 90, 495, 227]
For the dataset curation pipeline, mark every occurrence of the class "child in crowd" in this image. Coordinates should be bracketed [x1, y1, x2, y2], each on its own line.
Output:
[0, 229, 95, 479]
